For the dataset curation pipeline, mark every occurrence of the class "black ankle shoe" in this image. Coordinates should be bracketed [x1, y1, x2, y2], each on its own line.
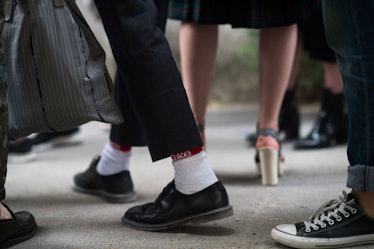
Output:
[294, 111, 348, 150]
[0, 203, 37, 248]
[294, 89, 348, 150]
[122, 181, 233, 231]
[73, 156, 137, 203]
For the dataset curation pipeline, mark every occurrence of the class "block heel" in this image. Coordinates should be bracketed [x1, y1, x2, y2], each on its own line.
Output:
[254, 128, 283, 186]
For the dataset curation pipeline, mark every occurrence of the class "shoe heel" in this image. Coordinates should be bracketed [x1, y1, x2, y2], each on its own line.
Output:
[191, 205, 234, 224]
[258, 147, 279, 186]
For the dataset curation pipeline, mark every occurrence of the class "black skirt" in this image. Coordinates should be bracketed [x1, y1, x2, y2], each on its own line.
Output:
[168, 0, 311, 28]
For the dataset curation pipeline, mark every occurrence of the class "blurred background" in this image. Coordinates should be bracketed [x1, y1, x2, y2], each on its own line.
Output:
[77, 0, 324, 108]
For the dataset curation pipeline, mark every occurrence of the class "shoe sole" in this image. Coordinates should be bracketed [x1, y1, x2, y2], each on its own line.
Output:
[2, 223, 37, 248]
[271, 227, 374, 249]
[73, 186, 137, 204]
[8, 152, 37, 164]
[121, 205, 234, 231]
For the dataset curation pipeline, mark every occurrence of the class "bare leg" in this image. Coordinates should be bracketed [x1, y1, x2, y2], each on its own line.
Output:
[287, 29, 304, 90]
[255, 24, 297, 185]
[352, 191, 374, 218]
[0, 204, 11, 219]
[323, 62, 344, 93]
[179, 22, 218, 144]
[258, 24, 298, 130]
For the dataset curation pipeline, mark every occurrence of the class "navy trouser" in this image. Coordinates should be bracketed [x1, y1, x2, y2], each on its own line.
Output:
[94, 0, 202, 161]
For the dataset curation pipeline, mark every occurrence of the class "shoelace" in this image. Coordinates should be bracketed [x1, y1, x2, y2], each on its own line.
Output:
[303, 191, 357, 232]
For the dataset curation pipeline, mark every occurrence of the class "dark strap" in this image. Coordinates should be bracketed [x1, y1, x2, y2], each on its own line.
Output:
[53, 0, 64, 7]
[197, 124, 205, 133]
[256, 128, 280, 143]
[4, 0, 14, 21]
[254, 128, 281, 163]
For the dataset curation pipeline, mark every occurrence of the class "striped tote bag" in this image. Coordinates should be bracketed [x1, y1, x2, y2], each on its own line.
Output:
[3, 0, 123, 138]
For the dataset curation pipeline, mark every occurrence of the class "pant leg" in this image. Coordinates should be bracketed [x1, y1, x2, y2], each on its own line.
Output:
[94, 0, 202, 161]
[109, 71, 147, 146]
[0, 0, 7, 201]
[108, 0, 169, 147]
[154, 0, 169, 32]
[323, 0, 374, 191]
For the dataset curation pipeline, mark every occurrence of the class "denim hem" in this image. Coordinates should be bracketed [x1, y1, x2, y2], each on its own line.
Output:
[347, 164, 374, 191]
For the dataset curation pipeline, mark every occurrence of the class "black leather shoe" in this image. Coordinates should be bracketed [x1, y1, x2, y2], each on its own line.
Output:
[293, 111, 348, 149]
[0, 203, 37, 248]
[122, 181, 233, 231]
[73, 156, 137, 203]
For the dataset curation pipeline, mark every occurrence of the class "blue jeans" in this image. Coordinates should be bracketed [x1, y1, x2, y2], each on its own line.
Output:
[323, 0, 374, 191]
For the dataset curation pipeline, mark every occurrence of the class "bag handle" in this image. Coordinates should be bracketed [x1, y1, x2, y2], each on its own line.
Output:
[4, 0, 64, 22]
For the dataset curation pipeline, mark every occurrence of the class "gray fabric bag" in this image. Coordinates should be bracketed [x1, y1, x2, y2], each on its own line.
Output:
[3, 0, 123, 138]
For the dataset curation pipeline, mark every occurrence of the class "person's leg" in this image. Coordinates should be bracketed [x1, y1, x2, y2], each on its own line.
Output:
[294, 5, 348, 150]
[323, 62, 343, 93]
[93, 0, 232, 230]
[0, 38, 10, 220]
[246, 28, 302, 146]
[293, 63, 347, 150]
[271, 1, 374, 248]
[255, 24, 297, 185]
[179, 22, 218, 144]
[257, 25, 297, 131]
[74, 72, 142, 203]
[0, 1, 37, 246]
[94, 0, 202, 160]
[74, 0, 168, 203]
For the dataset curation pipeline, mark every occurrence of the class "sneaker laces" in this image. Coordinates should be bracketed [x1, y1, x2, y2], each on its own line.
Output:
[303, 191, 357, 232]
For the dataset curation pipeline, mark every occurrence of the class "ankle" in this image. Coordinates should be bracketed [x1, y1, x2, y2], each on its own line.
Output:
[0, 203, 12, 220]
[352, 190, 374, 218]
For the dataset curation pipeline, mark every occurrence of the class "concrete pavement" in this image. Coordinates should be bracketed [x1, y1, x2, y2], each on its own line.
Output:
[6, 105, 372, 249]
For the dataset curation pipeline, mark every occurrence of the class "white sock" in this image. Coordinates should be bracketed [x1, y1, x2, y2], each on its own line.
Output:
[96, 143, 131, 176]
[172, 151, 218, 195]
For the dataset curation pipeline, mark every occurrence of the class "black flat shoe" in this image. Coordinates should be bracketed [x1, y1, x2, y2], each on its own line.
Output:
[73, 156, 137, 203]
[122, 181, 233, 231]
[0, 203, 37, 248]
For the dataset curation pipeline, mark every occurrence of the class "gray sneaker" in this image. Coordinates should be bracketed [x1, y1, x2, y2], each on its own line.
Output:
[271, 191, 374, 248]
[73, 155, 137, 203]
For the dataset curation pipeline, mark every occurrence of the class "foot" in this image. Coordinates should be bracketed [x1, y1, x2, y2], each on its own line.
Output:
[122, 181, 233, 231]
[73, 156, 137, 203]
[271, 191, 374, 248]
[254, 128, 284, 185]
[30, 127, 80, 146]
[293, 111, 348, 150]
[0, 203, 37, 248]
[8, 139, 37, 164]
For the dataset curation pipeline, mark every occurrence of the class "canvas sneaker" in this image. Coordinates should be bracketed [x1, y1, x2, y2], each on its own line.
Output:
[271, 191, 374, 248]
